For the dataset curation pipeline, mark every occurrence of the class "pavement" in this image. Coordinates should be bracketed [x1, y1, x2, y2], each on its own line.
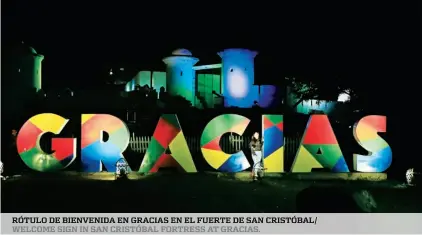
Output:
[1, 171, 420, 213]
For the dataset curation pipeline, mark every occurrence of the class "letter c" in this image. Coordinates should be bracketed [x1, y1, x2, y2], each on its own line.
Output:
[200, 114, 251, 172]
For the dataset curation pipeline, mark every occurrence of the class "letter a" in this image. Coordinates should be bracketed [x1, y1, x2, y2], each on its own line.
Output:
[139, 114, 197, 173]
[291, 114, 349, 172]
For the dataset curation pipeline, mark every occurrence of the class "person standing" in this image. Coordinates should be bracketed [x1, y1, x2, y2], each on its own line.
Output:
[250, 132, 264, 181]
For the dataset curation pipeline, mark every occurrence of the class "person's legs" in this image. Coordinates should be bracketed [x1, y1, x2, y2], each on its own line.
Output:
[252, 154, 259, 178]
[255, 151, 263, 178]
[253, 151, 262, 178]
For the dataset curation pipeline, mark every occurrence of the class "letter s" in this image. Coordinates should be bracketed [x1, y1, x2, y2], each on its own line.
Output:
[353, 115, 392, 172]
[16, 113, 77, 172]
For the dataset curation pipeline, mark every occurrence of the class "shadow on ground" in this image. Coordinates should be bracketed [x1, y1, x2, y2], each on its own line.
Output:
[1, 174, 421, 213]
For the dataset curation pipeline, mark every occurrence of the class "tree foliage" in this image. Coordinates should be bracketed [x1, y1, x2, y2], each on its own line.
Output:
[286, 77, 355, 108]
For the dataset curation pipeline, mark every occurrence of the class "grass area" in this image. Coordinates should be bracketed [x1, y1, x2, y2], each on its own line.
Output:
[1, 173, 421, 213]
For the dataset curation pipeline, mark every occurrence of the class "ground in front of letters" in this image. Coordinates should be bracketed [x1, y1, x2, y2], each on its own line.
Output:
[1, 172, 421, 213]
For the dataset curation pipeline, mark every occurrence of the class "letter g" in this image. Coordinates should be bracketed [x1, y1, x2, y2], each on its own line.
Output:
[17, 113, 76, 172]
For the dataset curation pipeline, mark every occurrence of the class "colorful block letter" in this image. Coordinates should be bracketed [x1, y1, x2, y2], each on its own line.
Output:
[139, 114, 197, 173]
[81, 114, 131, 172]
[262, 115, 284, 172]
[353, 115, 392, 172]
[17, 113, 76, 172]
[201, 114, 251, 172]
[291, 114, 349, 172]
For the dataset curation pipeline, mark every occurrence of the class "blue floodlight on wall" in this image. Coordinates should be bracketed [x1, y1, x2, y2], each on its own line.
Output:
[259, 85, 277, 108]
[218, 49, 258, 108]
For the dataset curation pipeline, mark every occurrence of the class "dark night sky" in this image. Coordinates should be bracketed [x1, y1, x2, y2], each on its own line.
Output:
[1, 1, 421, 167]
[2, 1, 420, 93]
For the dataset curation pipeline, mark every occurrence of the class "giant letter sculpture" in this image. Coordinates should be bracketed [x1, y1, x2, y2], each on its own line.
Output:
[291, 115, 349, 172]
[262, 115, 284, 172]
[139, 114, 197, 173]
[17, 113, 76, 172]
[201, 114, 251, 172]
[81, 114, 131, 172]
[353, 115, 392, 172]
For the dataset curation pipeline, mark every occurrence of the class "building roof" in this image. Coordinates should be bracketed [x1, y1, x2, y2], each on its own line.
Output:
[171, 48, 192, 56]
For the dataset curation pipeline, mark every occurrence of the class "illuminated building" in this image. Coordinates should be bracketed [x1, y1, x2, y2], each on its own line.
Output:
[218, 49, 259, 108]
[163, 49, 199, 104]
[123, 48, 349, 112]
[125, 48, 275, 109]
[3, 42, 44, 93]
[3, 41, 349, 113]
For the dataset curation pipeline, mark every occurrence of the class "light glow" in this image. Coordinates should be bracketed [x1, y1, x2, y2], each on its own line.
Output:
[228, 67, 248, 98]
[218, 48, 258, 108]
[337, 93, 350, 102]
